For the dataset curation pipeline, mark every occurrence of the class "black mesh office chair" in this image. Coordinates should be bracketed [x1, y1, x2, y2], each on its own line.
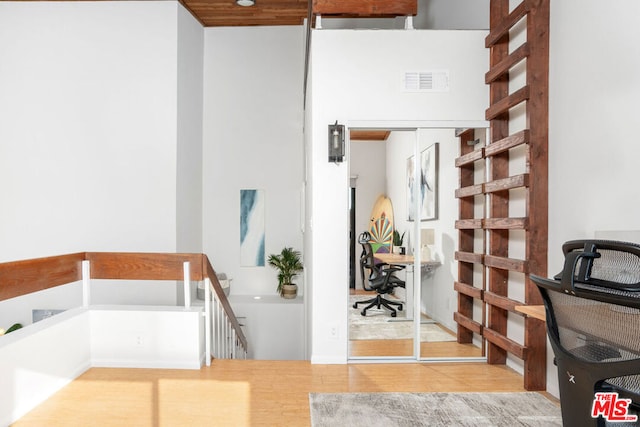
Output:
[353, 232, 405, 317]
[531, 239, 640, 427]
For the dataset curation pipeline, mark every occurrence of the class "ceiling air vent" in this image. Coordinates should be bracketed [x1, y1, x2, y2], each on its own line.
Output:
[403, 70, 450, 92]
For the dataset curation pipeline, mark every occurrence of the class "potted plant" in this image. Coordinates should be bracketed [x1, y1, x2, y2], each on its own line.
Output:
[267, 247, 304, 299]
[393, 230, 406, 254]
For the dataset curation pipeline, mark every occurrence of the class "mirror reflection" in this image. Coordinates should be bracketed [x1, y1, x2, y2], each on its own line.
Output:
[348, 127, 486, 360]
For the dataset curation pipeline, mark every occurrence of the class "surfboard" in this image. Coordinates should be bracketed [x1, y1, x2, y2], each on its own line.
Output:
[368, 195, 394, 253]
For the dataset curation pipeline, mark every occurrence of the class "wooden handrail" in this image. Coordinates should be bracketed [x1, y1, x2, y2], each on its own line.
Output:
[0, 251, 247, 352]
[85, 252, 205, 281]
[0, 252, 85, 301]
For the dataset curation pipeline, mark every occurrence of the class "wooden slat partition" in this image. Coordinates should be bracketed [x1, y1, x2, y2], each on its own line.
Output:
[484, 291, 524, 313]
[485, 86, 530, 120]
[484, 1, 529, 47]
[484, 174, 529, 193]
[454, 251, 484, 264]
[455, 184, 484, 199]
[483, 327, 526, 360]
[483, 218, 528, 230]
[454, 0, 549, 391]
[485, 43, 530, 83]
[455, 128, 484, 344]
[454, 281, 483, 299]
[455, 219, 483, 230]
[484, 130, 529, 156]
[453, 312, 483, 335]
[455, 149, 484, 167]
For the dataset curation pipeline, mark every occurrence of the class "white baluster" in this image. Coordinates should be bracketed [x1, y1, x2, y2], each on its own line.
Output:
[82, 260, 91, 308]
[204, 277, 211, 366]
[183, 262, 191, 309]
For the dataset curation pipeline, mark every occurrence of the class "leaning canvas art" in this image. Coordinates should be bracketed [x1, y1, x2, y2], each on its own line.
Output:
[407, 143, 439, 221]
[420, 143, 439, 221]
[240, 189, 265, 267]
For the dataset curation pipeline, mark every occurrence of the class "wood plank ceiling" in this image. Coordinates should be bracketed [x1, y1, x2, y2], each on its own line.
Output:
[182, 0, 309, 26]
[181, 0, 417, 27]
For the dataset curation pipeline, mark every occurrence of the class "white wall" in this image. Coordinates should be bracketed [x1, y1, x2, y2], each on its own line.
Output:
[0, 1, 202, 322]
[0, 305, 204, 425]
[202, 26, 304, 297]
[419, 0, 489, 30]
[0, 1, 180, 262]
[546, 0, 640, 397]
[0, 308, 90, 426]
[307, 29, 488, 363]
[90, 306, 203, 369]
[176, 5, 204, 253]
[228, 295, 304, 360]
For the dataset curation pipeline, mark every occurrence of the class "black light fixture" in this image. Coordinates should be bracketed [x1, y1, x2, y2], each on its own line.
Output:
[236, 0, 255, 6]
[328, 121, 345, 163]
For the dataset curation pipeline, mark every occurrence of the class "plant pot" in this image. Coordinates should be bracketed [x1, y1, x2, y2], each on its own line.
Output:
[281, 283, 298, 299]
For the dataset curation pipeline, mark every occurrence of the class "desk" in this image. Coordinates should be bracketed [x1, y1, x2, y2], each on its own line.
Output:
[515, 305, 546, 322]
[374, 253, 440, 319]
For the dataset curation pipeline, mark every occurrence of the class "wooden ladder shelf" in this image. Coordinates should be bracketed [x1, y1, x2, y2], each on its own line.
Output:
[454, 0, 549, 391]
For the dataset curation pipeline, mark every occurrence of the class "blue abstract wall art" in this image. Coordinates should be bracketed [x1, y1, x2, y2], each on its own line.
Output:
[240, 189, 265, 266]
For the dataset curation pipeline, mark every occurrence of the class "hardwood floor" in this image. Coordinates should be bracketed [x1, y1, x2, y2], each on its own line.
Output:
[349, 339, 483, 358]
[349, 289, 483, 359]
[14, 360, 547, 427]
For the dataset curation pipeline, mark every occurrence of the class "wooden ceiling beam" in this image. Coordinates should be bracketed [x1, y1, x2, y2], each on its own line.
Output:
[350, 130, 391, 141]
[312, 0, 417, 18]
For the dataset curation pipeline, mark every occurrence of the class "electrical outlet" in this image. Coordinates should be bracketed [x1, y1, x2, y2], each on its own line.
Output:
[329, 324, 338, 340]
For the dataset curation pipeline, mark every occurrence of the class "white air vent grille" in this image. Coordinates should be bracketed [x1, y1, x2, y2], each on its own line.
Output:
[403, 70, 450, 92]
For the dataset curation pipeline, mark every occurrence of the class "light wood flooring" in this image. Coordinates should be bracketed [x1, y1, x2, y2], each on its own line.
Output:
[350, 339, 483, 357]
[14, 360, 556, 427]
[349, 289, 483, 358]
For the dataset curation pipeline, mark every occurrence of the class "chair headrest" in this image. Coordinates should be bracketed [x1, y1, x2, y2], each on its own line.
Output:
[531, 239, 640, 308]
[358, 231, 371, 244]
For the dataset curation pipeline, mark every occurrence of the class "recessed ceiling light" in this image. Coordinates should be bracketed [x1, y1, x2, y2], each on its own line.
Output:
[236, 0, 255, 6]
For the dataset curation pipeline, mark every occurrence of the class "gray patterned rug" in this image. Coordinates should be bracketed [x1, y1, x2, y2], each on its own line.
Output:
[349, 295, 456, 342]
[309, 392, 562, 426]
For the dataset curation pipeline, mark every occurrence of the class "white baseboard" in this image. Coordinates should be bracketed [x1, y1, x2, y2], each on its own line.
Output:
[91, 358, 201, 370]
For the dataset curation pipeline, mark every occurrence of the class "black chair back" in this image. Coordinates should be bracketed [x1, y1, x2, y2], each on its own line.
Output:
[359, 240, 381, 290]
[532, 239, 640, 426]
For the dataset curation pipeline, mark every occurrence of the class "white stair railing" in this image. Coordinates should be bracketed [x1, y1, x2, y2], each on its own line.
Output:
[209, 286, 247, 360]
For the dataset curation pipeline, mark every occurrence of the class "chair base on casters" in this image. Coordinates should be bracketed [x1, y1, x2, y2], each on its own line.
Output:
[353, 295, 403, 317]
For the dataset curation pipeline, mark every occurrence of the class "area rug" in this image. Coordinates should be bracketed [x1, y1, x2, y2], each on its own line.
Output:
[349, 295, 455, 342]
[309, 392, 562, 427]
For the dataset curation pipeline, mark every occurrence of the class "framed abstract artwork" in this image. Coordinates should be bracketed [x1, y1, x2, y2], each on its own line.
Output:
[240, 189, 265, 267]
[420, 143, 439, 221]
[406, 155, 416, 221]
[407, 143, 439, 221]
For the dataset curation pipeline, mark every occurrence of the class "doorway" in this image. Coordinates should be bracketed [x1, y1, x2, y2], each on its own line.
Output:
[347, 123, 487, 361]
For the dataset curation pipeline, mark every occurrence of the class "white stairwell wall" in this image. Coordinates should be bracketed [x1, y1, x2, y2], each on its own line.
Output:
[0, 305, 205, 426]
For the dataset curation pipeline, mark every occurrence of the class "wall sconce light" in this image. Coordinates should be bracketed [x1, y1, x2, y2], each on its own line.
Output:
[328, 121, 345, 163]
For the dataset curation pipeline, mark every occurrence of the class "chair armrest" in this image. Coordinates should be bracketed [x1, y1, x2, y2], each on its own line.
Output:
[381, 265, 404, 274]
